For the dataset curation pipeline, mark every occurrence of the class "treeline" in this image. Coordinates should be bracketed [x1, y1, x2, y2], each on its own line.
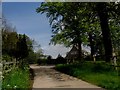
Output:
[37, 2, 120, 63]
[37, 54, 67, 65]
[2, 18, 41, 65]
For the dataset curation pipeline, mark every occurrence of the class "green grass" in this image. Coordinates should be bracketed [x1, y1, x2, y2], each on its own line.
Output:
[2, 67, 31, 90]
[55, 62, 120, 90]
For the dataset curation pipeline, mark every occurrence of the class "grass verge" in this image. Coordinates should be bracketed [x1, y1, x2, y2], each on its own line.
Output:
[2, 67, 32, 90]
[55, 62, 120, 90]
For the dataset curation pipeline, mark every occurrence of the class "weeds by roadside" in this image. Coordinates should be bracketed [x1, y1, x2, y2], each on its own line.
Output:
[2, 66, 31, 90]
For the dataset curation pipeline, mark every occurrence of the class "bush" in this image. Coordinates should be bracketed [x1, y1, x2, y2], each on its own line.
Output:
[92, 62, 113, 73]
[2, 55, 12, 62]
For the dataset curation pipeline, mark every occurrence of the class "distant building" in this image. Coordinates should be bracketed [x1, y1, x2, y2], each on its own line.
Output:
[65, 45, 79, 60]
[65, 45, 90, 61]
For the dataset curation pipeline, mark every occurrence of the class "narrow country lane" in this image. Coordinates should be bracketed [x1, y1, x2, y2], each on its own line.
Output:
[30, 64, 104, 89]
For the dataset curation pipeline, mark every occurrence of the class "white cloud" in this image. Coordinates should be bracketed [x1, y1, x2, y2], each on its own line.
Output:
[42, 44, 71, 59]
[28, 33, 71, 59]
[42, 45, 90, 59]
[30, 33, 90, 59]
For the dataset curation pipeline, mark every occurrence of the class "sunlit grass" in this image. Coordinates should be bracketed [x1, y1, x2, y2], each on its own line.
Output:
[56, 61, 120, 90]
[2, 67, 31, 89]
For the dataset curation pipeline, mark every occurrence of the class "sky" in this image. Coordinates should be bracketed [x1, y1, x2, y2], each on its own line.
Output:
[2, 2, 71, 58]
[2, 0, 118, 2]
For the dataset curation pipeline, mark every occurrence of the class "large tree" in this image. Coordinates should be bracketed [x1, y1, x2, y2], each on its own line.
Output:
[37, 2, 89, 60]
[2, 18, 33, 62]
[16, 34, 29, 60]
[37, 2, 120, 62]
[2, 23, 18, 58]
[95, 3, 113, 62]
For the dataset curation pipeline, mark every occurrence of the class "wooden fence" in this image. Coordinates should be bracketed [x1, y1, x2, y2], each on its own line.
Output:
[3, 61, 19, 74]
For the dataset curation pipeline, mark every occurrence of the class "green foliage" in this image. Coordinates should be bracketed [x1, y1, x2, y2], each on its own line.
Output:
[2, 67, 30, 89]
[2, 55, 12, 62]
[37, 2, 120, 62]
[37, 2, 86, 47]
[2, 28, 18, 57]
[16, 34, 29, 60]
[56, 62, 120, 90]
[2, 18, 35, 63]
[55, 64, 72, 74]
[25, 51, 37, 64]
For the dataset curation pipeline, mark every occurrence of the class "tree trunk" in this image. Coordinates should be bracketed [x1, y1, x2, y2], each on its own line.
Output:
[97, 3, 113, 62]
[73, 24, 82, 61]
[88, 32, 95, 61]
[78, 40, 82, 60]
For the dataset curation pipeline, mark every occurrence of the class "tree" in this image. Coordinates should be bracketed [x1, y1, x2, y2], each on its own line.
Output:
[56, 54, 66, 64]
[95, 3, 113, 62]
[79, 2, 120, 62]
[2, 17, 39, 67]
[37, 2, 120, 63]
[26, 51, 37, 64]
[109, 14, 120, 60]
[47, 55, 52, 60]
[16, 34, 28, 60]
[37, 2, 88, 60]
[2, 18, 18, 59]
[35, 48, 43, 59]
[56, 54, 64, 60]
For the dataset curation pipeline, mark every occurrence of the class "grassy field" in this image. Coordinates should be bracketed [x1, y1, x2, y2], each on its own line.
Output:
[55, 61, 120, 90]
[2, 66, 31, 90]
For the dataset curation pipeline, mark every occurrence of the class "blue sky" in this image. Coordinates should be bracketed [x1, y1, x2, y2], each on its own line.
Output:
[2, 2, 70, 58]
